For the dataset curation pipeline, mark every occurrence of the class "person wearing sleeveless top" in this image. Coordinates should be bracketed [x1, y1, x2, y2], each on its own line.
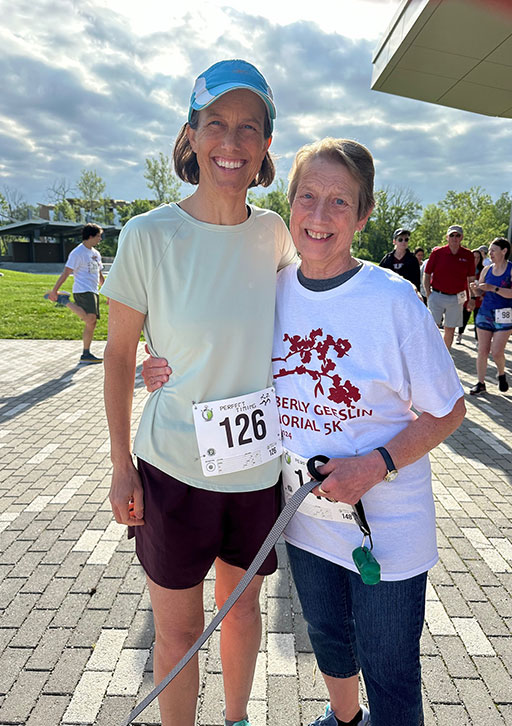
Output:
[469, 237, 512, 395]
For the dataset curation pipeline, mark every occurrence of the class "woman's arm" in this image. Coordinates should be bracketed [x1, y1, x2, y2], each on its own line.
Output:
[478, 281, 512, 298]
[104, 300, 146, 525]
[315, 396, 465, 505]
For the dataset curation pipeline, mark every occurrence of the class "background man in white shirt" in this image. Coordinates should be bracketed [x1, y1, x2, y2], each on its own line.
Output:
[46, 223, 105, 364]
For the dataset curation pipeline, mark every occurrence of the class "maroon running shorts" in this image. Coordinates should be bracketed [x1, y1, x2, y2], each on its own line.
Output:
[133, 458, 281, 589]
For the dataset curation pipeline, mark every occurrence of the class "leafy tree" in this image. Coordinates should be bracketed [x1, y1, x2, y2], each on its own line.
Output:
[248, 179, 290, 227]
[98, 236, 118, 257]
[77, 169, 106, 216]
[414, 187, 511, 253]
[1, 185, 38, 222]
[52, 199, 76, 222]
[0, 192, 10, 255]
[412, 204, 449, 254]
[493, 192, 512, 238]
[0, 191, 10, 223]
[354, 187, 421, 261]
[118, 199, 158, 226]
[144, 153, 181, 204]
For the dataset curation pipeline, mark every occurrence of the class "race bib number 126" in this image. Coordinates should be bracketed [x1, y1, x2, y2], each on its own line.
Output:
[193, 387, 282, 477]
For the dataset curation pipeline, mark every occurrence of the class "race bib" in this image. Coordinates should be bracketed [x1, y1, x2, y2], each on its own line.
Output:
[193, 387, 282, 477]
[282, 448, 356, 524]
[495, 307, 512, 324]
[457, 290, 467, 305]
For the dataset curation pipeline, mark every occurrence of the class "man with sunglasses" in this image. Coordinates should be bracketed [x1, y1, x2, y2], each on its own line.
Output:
[424, 225, 476, 349]
[379, 228, 421, 291]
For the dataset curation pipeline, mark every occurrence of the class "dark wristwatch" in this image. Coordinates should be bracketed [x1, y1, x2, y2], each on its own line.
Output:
[495, 286, 499, 293]
[375, 446, 398, 482]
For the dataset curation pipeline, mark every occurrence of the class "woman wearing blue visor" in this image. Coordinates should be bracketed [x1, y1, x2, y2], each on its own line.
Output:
[102, 60, 296, 726]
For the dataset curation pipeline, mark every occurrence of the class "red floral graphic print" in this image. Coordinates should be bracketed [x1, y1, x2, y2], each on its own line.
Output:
[273, 328, 361, 406]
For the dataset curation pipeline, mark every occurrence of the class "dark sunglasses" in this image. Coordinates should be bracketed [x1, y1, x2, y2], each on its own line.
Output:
[397, 236, 410, 242]
[449, 232, 462, 238]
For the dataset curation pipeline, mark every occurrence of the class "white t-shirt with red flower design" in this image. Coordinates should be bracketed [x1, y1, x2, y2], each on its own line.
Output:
[273, 261, 463, 580]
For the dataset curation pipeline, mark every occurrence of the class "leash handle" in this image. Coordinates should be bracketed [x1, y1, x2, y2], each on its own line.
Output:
[307, 454, 371, 538]
[306, 454, 329, 481]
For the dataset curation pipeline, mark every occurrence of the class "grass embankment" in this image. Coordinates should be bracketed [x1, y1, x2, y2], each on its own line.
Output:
[0, 269, 109, 340]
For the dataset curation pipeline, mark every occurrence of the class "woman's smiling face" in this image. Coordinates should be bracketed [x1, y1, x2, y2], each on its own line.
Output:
[187, 89, 270, 200]
[290, 156, 371, 278]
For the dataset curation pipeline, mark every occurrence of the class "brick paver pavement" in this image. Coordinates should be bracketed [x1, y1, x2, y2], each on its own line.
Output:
[0, 336, 511, 725]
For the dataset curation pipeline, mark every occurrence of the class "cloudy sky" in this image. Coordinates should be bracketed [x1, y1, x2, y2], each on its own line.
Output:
[2, 0, 511, 211]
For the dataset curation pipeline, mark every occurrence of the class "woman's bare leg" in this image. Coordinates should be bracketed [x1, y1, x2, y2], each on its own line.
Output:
[476, 328, 492, 382]
[146, 576, 205, 726]
[215, 559, 264, 723]
[490, 329, 512, 375]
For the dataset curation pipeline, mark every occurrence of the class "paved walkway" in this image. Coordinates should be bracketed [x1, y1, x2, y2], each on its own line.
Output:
[0, 336, 511, 726]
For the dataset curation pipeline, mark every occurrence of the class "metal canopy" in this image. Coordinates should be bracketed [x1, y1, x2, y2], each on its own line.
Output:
[371, 0, 512, 118]
[0, 219, 120, 239]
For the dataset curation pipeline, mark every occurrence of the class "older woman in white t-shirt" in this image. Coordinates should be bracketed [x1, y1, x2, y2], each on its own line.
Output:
[142, 138, 465, 726]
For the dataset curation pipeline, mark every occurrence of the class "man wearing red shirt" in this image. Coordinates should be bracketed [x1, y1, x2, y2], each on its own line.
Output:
[424, 225, 476, 349]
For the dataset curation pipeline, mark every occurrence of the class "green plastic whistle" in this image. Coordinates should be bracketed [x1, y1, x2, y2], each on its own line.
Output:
[352, 545, 381, 585]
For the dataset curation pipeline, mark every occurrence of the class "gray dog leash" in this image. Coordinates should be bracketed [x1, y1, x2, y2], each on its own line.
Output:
[120, 477, 318, 726]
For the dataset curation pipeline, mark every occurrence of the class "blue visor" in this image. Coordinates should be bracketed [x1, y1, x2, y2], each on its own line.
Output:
[188, 59, 276, 133]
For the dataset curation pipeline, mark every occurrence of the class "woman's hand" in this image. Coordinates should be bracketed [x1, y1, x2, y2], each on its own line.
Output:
[109, 459, 145, 526]
[141, 344, 172, 392]
[312, 450, 386, 506]
[469, 281, 481, 296]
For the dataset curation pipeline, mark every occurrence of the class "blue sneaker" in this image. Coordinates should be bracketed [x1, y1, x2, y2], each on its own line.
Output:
[308, 704, 370, 726]
[44, 291, 71, 306]
[56, 292, 71, 306]
[226, 720, 250, 726]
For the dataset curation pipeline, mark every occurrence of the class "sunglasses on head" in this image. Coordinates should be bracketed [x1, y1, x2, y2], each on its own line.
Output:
[449, 232, 462, 238]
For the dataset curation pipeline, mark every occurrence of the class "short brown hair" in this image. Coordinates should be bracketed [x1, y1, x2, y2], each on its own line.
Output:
[173, 110, 275, 188]
[287, 137, 375, 220]
[82, 223, 103, 241]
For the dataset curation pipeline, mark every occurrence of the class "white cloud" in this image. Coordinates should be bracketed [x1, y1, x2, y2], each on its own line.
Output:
[1, 0, 510, 210]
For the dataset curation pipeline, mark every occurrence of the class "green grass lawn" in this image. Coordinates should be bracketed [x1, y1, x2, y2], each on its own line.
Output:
[0, 269, 109, 340]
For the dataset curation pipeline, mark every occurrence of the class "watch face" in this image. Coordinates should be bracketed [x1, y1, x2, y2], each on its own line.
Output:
[384, 469, 398, 482]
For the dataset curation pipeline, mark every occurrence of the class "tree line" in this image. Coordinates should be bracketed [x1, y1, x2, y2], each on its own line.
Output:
[1, 152, 509, 261]
[0, 153, 181, 257]
[250, 184, 511, 261]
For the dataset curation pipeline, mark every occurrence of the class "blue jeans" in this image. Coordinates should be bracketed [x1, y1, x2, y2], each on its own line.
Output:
[286, 543, 427, 726]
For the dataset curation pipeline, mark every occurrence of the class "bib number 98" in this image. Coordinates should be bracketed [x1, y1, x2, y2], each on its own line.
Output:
[495, 308, 512, 324]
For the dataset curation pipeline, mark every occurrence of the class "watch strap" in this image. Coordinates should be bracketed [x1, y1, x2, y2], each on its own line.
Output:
[375, 446, 397, 475]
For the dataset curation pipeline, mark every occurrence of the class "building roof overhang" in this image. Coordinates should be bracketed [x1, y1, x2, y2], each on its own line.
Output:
[371, 0, 512, 118]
